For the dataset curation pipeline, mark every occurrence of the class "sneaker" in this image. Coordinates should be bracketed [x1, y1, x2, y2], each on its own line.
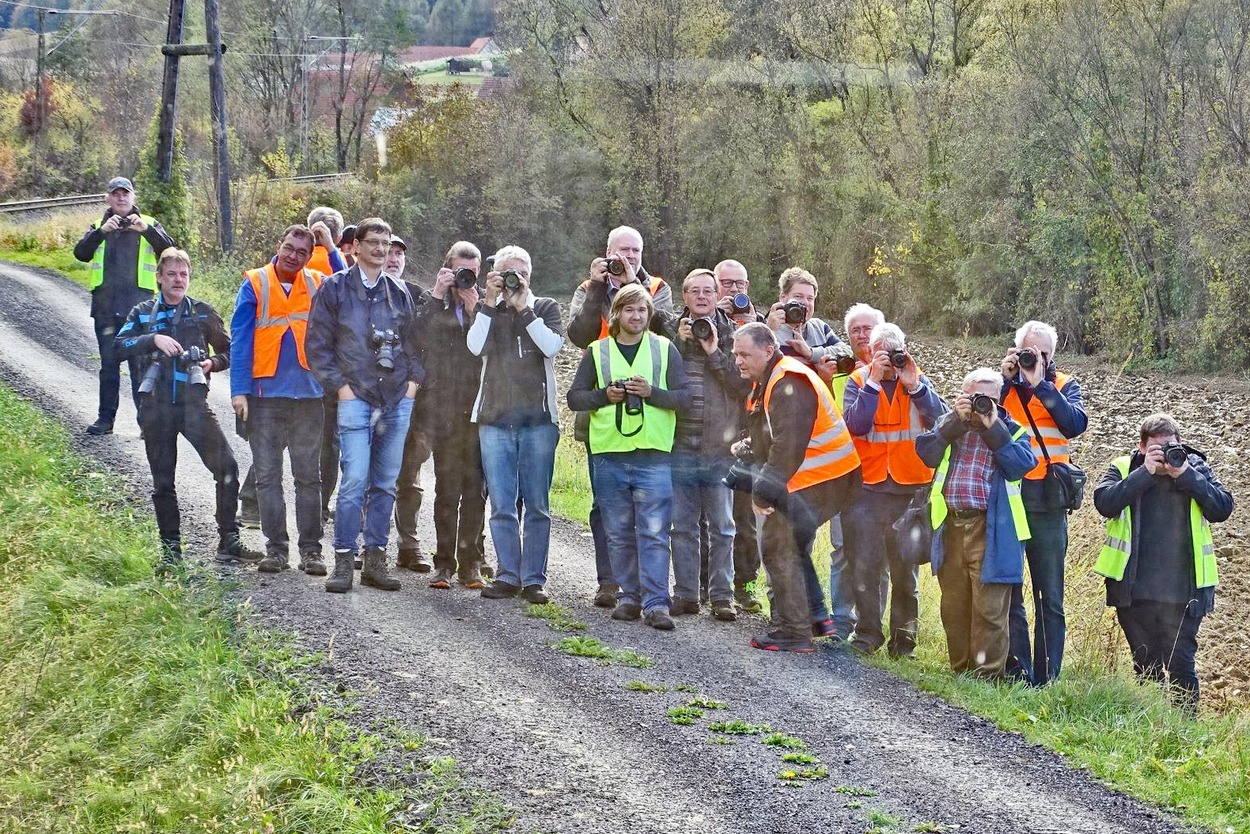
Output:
[86, 418, 114, 436]
[644, 608, 675, 631]
[521, 585, 550, 604]
[711, 600, 737, 622]
[812, 618, 841, 639]
[299, 553, 327, 576]
[458, 568, 484, 590]
[736, 594, 763, 614]
[216, 532, 262, 563]
[429, 568, 453, 590]
[611, 602, 642, 621]
[593, 583, 619, 608]
[482, 580, 520, 599]
[257, 553, 288, 573]
[751, 630, 815, 653]
[670, 597, 700, 616]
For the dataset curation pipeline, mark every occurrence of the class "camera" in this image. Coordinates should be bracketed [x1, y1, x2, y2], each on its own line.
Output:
[500, 269, 523, 291]
[971, 393, 996, 416]
[782, 300, 807, 326]
[1017, 348, 1038, 370]
[1161, 442, 1188, 468]
[452, 267, 477, 289]
[604, 257, 627, 277]
[180, 346, 209, 388]
[835, 353, 856, 375]
[372, 328, 400, 371]
[138, 352, 162, 395]
[115, 215, 132, 230]
[611, 379, 643, 415]
[731, 292, 752, 314]
[690, 317, 714, 342]
[889, 349, 908, 369]
[723, 439, 757, 492]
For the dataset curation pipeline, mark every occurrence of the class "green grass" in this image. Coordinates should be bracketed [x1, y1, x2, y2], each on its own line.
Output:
[666, 706, 705, 725]
[684, 695, 727, 710]
[553, 636, 653, 668]
[524, 601, 587, 632]
[780, 751, 819, 764]
[549, 436, 593, 525]
[622, 680, 669, 693]
[0, 247, 89, 280]
[761, 732, 807, 749]
[707, 719, 770, 735]
[0, 382, 506, 832]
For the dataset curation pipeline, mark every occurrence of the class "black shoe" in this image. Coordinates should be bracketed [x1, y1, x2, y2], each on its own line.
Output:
[86, 418, 114, 436]
[593, 583, 618, 608]
[671, 597, 700, 616]
[812, 618, 843, 639]
[644, 608, 675, 631]
[521, 584, 550, 604]
[482, 580, 520, 599]
[711, 600, 737, 622]
[217, 532, 262, 563]
[299, 552, 327, 576]
[736, 594, 763, 614]
[751, 630, 815, 653]
[611, 602, 642, 621]
[257, 553, 288, 573]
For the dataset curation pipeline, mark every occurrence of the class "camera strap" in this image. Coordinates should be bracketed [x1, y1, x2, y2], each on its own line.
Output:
[1019, 393, 1053, 466]
[615, 402, 643, 437]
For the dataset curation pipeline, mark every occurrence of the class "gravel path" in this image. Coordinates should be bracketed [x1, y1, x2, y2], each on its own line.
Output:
[0, 261, 1189, 834]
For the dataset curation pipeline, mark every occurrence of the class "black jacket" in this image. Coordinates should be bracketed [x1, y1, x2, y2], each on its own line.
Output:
[467, 293, 565, 426]
[305, 266, 425, 408]
[657, 307, 750, 459]
[74, 208, 176, 319]
[415, 287, 484, 418]
[114, 294, 229, 405]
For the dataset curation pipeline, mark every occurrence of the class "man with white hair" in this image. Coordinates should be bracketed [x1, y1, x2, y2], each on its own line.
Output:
[1000, 320, 1088, 686]
[916, 368, 1036, 677]
[841, 322, 947, 655]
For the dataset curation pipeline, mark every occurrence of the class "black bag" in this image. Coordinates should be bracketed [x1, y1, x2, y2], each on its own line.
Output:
[1021, 403, 1087, 512]
[893, 485, 933, 566]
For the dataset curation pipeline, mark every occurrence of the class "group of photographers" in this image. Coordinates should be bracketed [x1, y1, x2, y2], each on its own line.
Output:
[82, 179, 1234, 708]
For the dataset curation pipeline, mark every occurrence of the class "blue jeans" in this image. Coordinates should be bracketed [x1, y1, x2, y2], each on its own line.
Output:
[670, 453, 735, 603]
[334, 396, 413, 552]
[1008, 508, 1068, 684]
[479, 422, 559, 588]
[591, 453, 673, 612]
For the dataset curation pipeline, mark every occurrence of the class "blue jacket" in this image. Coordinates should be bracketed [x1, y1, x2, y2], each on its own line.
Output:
[916, 411, 1037, 583]
[229, 264, 323, 400]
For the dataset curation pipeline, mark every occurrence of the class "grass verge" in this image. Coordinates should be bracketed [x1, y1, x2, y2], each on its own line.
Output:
[0, 382, 507, 832]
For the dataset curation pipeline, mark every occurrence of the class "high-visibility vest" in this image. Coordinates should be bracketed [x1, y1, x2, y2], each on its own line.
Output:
[306, 245, 335, 277]
[1093, 456, 1218, 587]
[1002, 372, 1074, 480]
[929, 424, 1032, 542]
[830, 372, 851, 414]
[588, 332, 676, 454]
[749, 356, 860, 493]
[847, 367, 933, 486]
[580, 275, 667, 340]
[244, 263, 322, 378]
[89, 214, 158, 292]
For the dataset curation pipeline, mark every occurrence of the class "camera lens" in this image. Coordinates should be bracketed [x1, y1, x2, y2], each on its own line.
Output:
[971, 393, 995, 415]
[501, 270, 522, 291]
[606, 258, 626, 276]
[731, 292, 751, 313]
[783, 301, 806, 325]
[1164, 443, 1188, 468]
[452, 267, 477, 289]
[691, 318, 713, 342]
[835, 354, 856, 375]
[1018, 350, 1038, 370]
[889, 349, 908, 368]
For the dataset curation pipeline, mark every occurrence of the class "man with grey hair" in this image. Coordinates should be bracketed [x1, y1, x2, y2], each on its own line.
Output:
[916, 368, 1036, 677]
[569, 225, 674, 607]
[1000, 319, 1088, 686]
[841, 322, 947, 655]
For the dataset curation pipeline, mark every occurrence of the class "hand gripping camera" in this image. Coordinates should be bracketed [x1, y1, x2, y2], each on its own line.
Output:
[611, 379, 643, 416]
[690, 317, 715, 342]
[1160, 442, 1188, 468]
[138, 345, 209, 395]
[782, 300, 807, 326]
[603, 256, 627, 277]
[723, 438, 758, 492]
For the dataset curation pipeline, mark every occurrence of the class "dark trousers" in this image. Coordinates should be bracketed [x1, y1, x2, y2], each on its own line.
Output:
[586, 442, 613, 586]
[842, 490, 919, 654]
[94, 313, 140, 422]
[320, 393, 339, 514]
[139, 396, 239, 544]
[1008, 508, 1069, 684]
[249, 397, 323, 557]
[430, 417, 486, 573]
[732, 488, 761, 598]
[394, 408, 430, 552]
[1116, 599, 1203, 710]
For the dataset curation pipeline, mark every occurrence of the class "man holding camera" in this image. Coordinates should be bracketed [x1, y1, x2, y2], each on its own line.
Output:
[730, 322, 861, 652]
[115, 248, 255, 570]
[569, 284, 688, 630]
[841, 323, 947, 656]
[569, 226, 674, 608]
[1000, 320, 1088, 686]
[305, 218, 425, 594]
[409, 241, 490, 589]
[1093, 414, 1232, 711]
[230, 225, 326, 576]
[659, 268, 752, 621]
[75, 176, 176, 436]
[916, 369, 1036, 677]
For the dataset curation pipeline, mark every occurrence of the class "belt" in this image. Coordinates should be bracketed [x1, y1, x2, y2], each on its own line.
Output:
[948, 507, 987, 519]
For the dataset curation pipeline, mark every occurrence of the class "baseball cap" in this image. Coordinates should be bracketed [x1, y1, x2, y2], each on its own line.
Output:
[107, 177, 134, 194]
[390, 235, 407, 251]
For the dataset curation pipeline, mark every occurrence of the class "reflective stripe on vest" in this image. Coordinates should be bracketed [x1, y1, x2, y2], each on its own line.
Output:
[245, 263, 322, 378]
[848, 367, 933, 486]
[581, 276, 667, 340]
[752, 356, 859, 493]
[89, 214, 159, 292]
[588, 332, 676, 454]
[1093, 457, 1218, 587]
[930, 424, 1032, 543]
[1002, 372, 1073, 480]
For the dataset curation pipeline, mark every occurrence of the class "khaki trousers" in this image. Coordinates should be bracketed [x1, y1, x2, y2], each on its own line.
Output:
[937, 513, 1012, 677]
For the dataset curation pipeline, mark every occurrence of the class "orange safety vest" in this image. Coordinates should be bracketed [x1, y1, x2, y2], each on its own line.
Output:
[580, 275, 667, 340]
[306, 245, 336, 277]
[749, 356, 860, 493]
[245, 263, 322, 378]
[846, 367, 933, 486]
[1002, 371, 1073, 480]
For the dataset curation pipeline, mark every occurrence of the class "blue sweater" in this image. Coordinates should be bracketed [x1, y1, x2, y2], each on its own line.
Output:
[229, 266, 324, 399]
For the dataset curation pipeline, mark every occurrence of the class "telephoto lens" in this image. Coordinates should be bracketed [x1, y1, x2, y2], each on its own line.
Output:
[971, 393, 996, 416]
[691, 317, 714, 342]
[731, 292, 751, 314]
[889, 349, 908, 368]
[1017, 349, 1038, 370]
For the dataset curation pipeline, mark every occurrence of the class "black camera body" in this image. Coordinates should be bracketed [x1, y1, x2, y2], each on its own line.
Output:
[723, 440, 757, 492]
[500, 269, 523, 291]
[1161, 442, 1188, 468]
[690, 317, 715, 342]
[452, 267, 477, 289]
[971, 393, 996, 416]
[1017, 348, 1038, 370]
[604, 257, 627, 277]
[611, 379, 643, 415]
[372, 328, 400, 371]
[889, 348, 908, 369]
[115, 214, 133, 230]
[179, 346, 209, 387]
[783, 300, 807, 325]
[731, 292, 752, 314]
[835, 353, 857, 375]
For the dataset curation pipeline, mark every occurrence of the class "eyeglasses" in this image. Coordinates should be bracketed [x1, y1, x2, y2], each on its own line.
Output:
[718, 279, 748, 290]
[358, 237, 390, 249]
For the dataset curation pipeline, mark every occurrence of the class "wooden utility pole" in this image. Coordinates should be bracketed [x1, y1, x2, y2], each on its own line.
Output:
[33, 8, 45, 188]
[203, 0, 232, 250]
[155, 0, 186, 182]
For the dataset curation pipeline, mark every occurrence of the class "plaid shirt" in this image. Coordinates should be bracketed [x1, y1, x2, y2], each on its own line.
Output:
[944, 430, 993, 511]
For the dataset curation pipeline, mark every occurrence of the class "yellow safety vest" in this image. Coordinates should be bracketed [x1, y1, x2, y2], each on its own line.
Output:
[89, 214, 159, 292]
[929, 424, 1031, 542]
[588, 332, 676, 454]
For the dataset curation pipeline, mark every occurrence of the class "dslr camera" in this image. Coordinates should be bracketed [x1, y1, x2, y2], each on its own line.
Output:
[452, 267, 477, 289]
[690, 316, 715, 342]
[1017, 347, 1039, 370]
[782, 300, 807, 325]
[730, 292, 752, 315]
[1160, 442, 1188, 468]
[889, 348, 908, 369]
[611, 379, 644, 415]
[970, 392, 997, 416]
[500, 269, 524, 291]
[180, 345, 209, 388]
[115, 214, 133, 230]
[723, 438, 758, 493]
[372, 328, 400, 371]
[603, 256, 627, 277]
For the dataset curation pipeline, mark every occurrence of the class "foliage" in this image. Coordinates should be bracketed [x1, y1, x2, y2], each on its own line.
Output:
[553, 636, 653, 668]
[133, 116, 194, 252]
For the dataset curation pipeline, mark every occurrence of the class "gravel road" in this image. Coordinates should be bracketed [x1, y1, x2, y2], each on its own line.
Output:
[0, 261, 1190, 834]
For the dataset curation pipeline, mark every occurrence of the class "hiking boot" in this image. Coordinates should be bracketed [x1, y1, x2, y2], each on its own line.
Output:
[736, 594, 763, 614]
[751, 630, 815, 653]
[299, 551, 327, 577]
[482, 580, 520, 599]
[593, 583, 619, 608]
[217, 531, 262, 563]
[257, 552, 288, 573]
[520, 585, 550, 604]
[156, 539, 183, 577]
[398, 547, 433, 573]
[458, 566, 484, 590]
[644, 608, 675, 631]
[429, 568, 453, 589]
[671, 596, 700, 616]
[360, 546, 400, 591]
[86, 418, 114, 436]
[611, 602, 642, 621]
[325, 549, 355, 593]
[711, 600, 737, 622]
